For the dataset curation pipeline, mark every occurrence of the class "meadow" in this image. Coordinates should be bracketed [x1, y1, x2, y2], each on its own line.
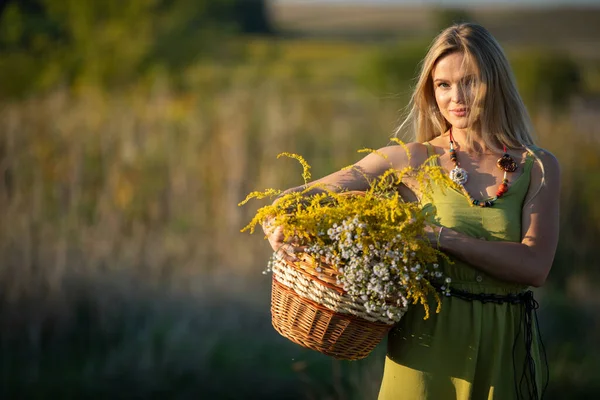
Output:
[1, 2, 600, 398]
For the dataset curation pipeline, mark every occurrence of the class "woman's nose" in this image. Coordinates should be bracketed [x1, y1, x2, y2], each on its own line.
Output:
[451, 85, 466, 103]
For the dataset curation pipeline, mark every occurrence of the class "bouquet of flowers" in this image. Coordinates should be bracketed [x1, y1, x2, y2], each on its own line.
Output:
[239, 143, 452, 360]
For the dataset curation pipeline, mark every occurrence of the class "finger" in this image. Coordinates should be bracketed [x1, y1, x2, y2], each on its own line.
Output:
[292, 245, 307, 253]
[282, 243, 298, 256]
[273, 243, 296, 262]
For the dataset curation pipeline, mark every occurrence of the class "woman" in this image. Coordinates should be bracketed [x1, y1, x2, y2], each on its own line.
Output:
[265, 23, 559, 399]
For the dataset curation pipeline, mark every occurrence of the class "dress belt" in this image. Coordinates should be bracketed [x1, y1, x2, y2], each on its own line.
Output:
[435, 285, 550, 400]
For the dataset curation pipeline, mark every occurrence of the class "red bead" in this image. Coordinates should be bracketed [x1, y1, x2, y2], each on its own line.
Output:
[497, 183, 508, 195]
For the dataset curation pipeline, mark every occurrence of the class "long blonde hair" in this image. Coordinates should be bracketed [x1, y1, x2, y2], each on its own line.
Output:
[397, 23, 536, 153]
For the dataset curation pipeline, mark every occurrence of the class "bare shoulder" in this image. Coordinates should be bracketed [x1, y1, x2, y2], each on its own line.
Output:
[525, 146, 561, 204]
[374, 141, 430, 169]
[530, 146, 561, 181]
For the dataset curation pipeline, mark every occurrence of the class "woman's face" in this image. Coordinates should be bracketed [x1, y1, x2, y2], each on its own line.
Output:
[431, 52, 476, 130]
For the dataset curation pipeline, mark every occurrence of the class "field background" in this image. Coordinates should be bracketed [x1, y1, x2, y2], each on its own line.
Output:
[0, 0, 599, 398]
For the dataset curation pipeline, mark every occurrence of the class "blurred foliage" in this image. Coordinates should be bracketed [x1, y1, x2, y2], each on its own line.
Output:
[0, 0, 272, 97]
[358, 40, 428, 98]
[434, 8, 475, 31]
[511, 50, 582, 111]
[0, 2, 599, 398]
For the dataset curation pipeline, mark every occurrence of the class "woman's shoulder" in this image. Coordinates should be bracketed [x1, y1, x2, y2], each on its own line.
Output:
[525, 145, 561, 202]
[526, 145, 560, 173]
[378, 141, 430, 168]
[380, 140, 429, 151]
[527, 144, 553, 156]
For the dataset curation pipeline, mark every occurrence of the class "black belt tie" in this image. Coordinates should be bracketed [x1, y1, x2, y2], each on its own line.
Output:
[438, 285, 550, 400]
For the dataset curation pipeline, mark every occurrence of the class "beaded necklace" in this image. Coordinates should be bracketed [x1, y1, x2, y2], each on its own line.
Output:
[448, 128, 518, 207]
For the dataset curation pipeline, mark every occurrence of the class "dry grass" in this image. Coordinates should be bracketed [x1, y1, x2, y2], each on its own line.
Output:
[0, 68, 400, 397]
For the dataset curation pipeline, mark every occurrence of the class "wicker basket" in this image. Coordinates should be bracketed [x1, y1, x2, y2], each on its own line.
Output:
[270, 254, 406, 360]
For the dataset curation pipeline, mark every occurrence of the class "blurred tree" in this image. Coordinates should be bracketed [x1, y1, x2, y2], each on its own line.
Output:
[0, 0, 273, 97]
[358, 41, 429, 98]
[147, 0, 273, 72]
[434, 8, 474, 31]
[232, 0, 273, 34]
[511, 51, 581, 112]
[0, 0, 8, 15]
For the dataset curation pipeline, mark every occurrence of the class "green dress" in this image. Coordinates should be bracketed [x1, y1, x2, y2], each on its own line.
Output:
[378, 143, 548, 400]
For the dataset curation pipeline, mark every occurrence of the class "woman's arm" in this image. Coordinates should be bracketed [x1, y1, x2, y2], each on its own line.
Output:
[431, 150, 561, 287]
[264, 143, 426, 257]
[274, 144, 421, 199]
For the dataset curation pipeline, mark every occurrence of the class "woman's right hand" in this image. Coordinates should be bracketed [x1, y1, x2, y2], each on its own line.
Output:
[262, 219, 304, 262]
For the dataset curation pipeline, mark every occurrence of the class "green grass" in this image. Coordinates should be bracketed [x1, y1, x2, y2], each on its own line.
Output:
[0, 267, 386, 399]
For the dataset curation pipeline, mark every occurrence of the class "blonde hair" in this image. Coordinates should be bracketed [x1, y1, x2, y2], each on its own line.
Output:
[396, 23, 536, 153]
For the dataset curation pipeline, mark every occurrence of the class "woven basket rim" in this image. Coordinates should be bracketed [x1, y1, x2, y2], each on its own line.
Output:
[282, 254, 342, 293]
[272, 258, 404, 325]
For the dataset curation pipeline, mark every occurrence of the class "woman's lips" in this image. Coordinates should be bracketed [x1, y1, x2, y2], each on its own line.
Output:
[450, 108, 468, 117]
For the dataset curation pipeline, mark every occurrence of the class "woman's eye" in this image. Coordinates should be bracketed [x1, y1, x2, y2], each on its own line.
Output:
[438, 82, 450, 88]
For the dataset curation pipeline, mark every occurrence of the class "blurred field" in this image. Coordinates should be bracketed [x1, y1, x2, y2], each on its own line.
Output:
[272, 4, 433, 36]
[273, 3, 600, 57]
[1, 1, 600, 398]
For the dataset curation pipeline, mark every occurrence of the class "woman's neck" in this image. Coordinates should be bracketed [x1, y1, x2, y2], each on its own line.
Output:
[447, 127, 501, 154]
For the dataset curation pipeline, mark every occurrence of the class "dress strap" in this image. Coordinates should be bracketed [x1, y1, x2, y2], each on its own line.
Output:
[523, 152, 535, 174]
[423, 142, 438, 167]
[520, 146, 539, 182]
